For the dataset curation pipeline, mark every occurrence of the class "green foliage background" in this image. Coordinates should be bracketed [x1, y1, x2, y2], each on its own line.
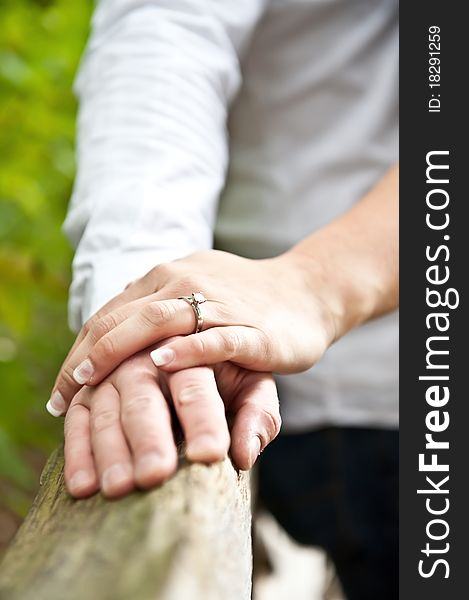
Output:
[0, 0, 92, 520]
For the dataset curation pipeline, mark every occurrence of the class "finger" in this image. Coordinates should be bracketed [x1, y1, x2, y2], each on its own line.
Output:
[228, 373, 281, 471]
[47, 260, 179, 417]
[150, 326, 274, 372]
[47, 325, 95, 414]
[71, 298, 221, 389]
[47, 293, 168, 417]
[166, 367, 230, 464]
[60, 272, 160, 365]
[90, 382, 134, 498]
[115, 365, 178, 489]
[63, 390, 99, 498]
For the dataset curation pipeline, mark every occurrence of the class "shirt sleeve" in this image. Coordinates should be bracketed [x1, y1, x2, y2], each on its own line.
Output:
[63, 0, 267, 331]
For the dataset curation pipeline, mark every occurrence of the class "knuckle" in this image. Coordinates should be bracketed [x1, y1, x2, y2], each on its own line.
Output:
[151, 262, 170, 277]
[82, 315, 97, 337]
[141, 301, 176, 328]
[222, 329, 243, 357]
[149, 262, 173, 287]
[94, 333, 117, 361]
[177, 383, 207, 406]
[92, 409, 119, 434]
[82, 322, 91, 338]
[64, 429, 86, 448]
[256, 329, 273, 363]
[211, 301, 232, 323]
[190, 334, 207, 356]
[170, 276, 197, 296]
[124, 279, 136, 290]
[89, 313, 119, 343]
[121, 395, 154, 420]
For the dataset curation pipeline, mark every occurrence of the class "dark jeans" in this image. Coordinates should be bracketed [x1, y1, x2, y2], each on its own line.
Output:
[257, 427, 398, 600]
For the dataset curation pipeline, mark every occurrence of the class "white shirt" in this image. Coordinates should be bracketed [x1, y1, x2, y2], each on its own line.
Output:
[64, 0, 399, 431]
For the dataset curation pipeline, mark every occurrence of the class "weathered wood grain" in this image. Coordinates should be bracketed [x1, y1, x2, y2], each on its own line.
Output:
[0, 445, 252, 600]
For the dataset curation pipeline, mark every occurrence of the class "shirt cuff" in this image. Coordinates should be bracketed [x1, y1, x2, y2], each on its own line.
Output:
[67, 248, 196, 332]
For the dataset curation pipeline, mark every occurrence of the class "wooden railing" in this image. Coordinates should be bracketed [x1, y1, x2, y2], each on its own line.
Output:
[0, 446, 252, 600]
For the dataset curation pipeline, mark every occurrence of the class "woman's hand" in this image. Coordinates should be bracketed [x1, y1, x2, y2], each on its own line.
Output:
[49, 164, 398, 417]
[48, 250, 337, 415]
[64, 347, 281, 499]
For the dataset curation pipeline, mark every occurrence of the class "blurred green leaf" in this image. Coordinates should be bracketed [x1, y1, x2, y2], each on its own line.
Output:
[0, 428, 34, 488]
[0, 0, 92, 513]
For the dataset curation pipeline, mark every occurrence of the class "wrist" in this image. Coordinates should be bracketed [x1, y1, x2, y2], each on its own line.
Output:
[270, 250, 341, 348]
[280, 232, 381, 343]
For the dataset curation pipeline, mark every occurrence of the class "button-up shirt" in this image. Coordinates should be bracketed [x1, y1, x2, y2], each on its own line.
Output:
[64, 0, 399, 431]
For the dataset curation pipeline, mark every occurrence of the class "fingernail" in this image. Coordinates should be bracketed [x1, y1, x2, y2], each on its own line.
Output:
[248, 436, 261, 469]
[136, 453, 160, 480]
[46, 391, 66, 417]
[69, 470, 94, 492]
[73, 358, 94, 384]
[150, 348, 175, 367]
[101, 463, 132, 494]
[135, 453, 177, 486]
[187, 435, 225, 463]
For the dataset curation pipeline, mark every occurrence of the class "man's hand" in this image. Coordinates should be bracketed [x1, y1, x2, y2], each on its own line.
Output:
[48, 250, 335, 416]
[63, 349, 281, 499]
[48, 164, 398, 417]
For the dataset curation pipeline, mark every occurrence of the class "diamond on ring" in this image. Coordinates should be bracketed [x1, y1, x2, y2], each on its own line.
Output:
[192, 292, 206, 304]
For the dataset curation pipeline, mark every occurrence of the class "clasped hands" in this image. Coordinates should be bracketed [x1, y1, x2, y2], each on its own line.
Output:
[50, 250, 335, 498]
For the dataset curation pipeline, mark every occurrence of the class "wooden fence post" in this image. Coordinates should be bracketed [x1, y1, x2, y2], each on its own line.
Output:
[0, 445, 252, 600]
